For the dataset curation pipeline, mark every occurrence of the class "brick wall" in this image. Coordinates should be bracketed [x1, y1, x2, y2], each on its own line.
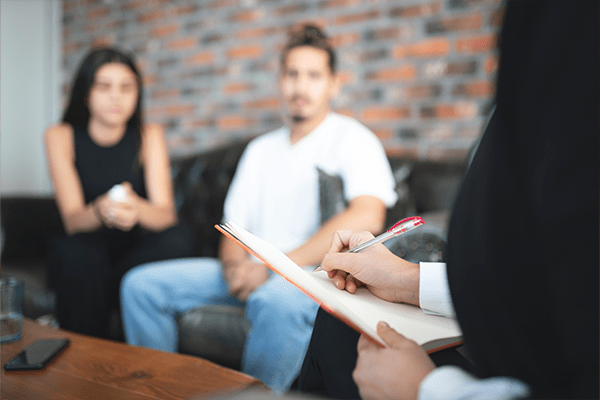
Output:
[62, 0, 504, 161]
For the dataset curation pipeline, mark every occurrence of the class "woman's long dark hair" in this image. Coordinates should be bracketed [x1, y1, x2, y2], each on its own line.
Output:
[62, 47, 144, 150]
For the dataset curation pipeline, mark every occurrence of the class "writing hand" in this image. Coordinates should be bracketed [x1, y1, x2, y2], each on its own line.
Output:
[353, 321, 435, 400]
[320, 230, 420, 305]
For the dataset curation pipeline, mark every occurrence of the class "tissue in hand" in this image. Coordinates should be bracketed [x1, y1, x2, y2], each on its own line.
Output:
[108, 184, 128, 202]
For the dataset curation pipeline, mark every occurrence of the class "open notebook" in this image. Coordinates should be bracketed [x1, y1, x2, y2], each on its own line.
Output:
[216, 221, 463, 352]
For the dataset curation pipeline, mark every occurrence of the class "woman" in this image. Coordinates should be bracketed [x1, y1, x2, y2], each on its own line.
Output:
[45, 47, 194, 338]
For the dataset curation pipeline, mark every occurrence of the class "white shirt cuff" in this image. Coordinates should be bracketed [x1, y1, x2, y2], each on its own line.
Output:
[419, 366, 530, 400]
[419, 262, 456, 318]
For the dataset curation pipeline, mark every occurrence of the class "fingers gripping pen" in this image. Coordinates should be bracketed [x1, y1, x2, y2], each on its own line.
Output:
[312, 216, 425, 272]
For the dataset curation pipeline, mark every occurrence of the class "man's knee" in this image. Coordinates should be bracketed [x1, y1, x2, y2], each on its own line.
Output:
[121, 267, 152, 301]
[247, 285, 317, 326]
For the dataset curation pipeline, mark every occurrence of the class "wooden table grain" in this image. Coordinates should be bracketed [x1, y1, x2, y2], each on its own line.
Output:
[1, 319, 268, 400]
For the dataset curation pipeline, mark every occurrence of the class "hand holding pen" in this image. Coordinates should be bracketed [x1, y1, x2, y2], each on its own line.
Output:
[313, 216, 425, 272]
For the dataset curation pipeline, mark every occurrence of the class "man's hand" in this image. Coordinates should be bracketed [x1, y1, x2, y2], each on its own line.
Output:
[353, 321, 435, 400]
[320, 230, 420, 305]
[223, 259, 270, 301]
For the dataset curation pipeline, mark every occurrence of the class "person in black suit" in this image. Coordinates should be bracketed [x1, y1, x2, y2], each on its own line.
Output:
[298, 1, 599, 399]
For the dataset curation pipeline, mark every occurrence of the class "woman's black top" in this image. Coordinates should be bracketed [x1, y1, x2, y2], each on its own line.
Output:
[73, 126, 146, 203]
[446, 2, 599, 398]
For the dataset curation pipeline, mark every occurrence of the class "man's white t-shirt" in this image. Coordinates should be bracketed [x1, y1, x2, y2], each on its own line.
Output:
[223, 112, 397, 254]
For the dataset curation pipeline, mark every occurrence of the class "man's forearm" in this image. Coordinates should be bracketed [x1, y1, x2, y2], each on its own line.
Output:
[218, 235, 251, 269]
[287, 195, 387, 267]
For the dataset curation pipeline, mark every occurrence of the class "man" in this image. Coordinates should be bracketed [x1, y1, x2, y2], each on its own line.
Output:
[120, 24, 397, 394]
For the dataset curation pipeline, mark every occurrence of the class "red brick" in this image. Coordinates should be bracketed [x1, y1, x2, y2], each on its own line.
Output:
[372, 128, 393, 141]
[456, 34, 497, 53]
[386, 146, 419, 160]
[106, 20, 125, 31]
[453, 80, 495, 97]
[86, 7, 110, 20]
[405, 84, 443, 99]
[92, 36, 115, 48]
[460, 124, 484, 139]
[337, 70, 354, 85]
[186, 119, 215, 129]
[217, 115, 257, 130]
[330, 32, 360, 48]
[360, 49, 388, 63]
[230, 9, 261, 23]
[223, 82, 255, 94]
[63, 1, 76, 12]
[150, 24, 179, 38]
[136, 59, 149, 72]
[426, 13, 482, 34]
[484, 55, 499, 74]
[237, 27, 280, 39]
[364, 27, 401, 41]
[137, 10, 166, 24]
[66, 0, 95, 9]
[394, 38, 449, 58]
[121, 0, 146, 11]
[390, 2, 441, 18]
[421, 125, 453, 140]
[335, 10, 380, 25]
[289, 19, 328, 33]
[490, 6, 506, 26]
[368, 65, 416, 81]
[426, 147, 470, 162]
[446, 60, 478, 75]
[275, 4, 309, 16]
[186, 51, 215, 65]
[335, 109, 355, 119]
[143, 75, 160, 86]
[172, 4, 197, 15]
[167, 37, 198, 50]
[63, 41, 81, 54]
[226, 45, 263, 59]
[166, 135, 197, 149]
[151, 89, 180, 99]
[421, 102, 478, 119]
[320, 0, 360, 8]
[209, 0, 237, 8]
[147, 104, 195, 117]
[244, 98, 280, 109]
[362, 106, 411, 122]
[449, 0, 503, 7]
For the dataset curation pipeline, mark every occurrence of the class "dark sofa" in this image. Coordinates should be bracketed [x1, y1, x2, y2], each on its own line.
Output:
[0, 137, 466, 370]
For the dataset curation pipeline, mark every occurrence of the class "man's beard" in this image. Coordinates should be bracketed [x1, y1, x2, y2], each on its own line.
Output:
[291, 115, 307, 123]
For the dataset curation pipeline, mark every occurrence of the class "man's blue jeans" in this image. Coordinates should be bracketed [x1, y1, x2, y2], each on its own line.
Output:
[120, 257, 319, 394]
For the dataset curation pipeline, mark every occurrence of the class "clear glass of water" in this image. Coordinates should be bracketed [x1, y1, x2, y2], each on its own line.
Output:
[0, 277, 24, 343]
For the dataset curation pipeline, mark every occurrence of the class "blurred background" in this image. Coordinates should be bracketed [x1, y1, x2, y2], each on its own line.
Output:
[1, 0, 503, 196]
[0, 0, 504, 337]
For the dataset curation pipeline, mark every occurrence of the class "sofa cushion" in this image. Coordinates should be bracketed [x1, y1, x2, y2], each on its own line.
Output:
[178, 305, 249, 370]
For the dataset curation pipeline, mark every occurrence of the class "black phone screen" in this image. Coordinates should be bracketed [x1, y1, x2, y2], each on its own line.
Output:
[3, 338, 70, 371]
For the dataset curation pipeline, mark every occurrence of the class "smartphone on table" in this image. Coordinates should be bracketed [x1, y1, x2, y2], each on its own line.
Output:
[3, 338, 70, 371]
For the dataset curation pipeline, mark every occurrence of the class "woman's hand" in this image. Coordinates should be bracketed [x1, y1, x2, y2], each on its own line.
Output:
[95, 182, 140, 231]
[319, 230, 420, 305]
[353, 321, 435, 400]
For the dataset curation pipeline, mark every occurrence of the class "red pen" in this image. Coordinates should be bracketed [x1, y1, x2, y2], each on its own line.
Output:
[312, 216, 425, 272]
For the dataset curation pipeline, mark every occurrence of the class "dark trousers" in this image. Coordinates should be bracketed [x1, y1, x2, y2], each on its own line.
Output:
[298, 307, 475, 399]
[49, 223, 195, 338]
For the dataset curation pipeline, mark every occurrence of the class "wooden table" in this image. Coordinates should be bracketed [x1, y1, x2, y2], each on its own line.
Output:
[1, 319, 268, 400]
